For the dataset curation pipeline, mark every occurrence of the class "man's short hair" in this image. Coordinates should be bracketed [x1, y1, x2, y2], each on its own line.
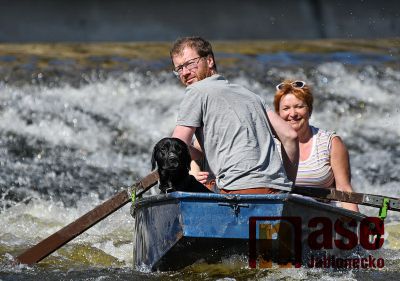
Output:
[170, 36, 217, 71]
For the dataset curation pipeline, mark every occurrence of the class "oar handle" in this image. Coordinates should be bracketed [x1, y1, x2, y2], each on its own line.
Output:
[16, 170, 159, 265]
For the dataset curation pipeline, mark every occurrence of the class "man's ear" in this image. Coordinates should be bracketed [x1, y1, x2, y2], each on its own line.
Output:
[206, 56, 214, 69]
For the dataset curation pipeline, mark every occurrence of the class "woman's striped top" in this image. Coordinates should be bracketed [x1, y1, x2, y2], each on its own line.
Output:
[276, 126, 337, 188]
[296, 126, 336, 187]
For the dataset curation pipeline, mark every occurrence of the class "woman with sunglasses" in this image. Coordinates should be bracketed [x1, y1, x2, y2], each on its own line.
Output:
[274, 80, 359, 212]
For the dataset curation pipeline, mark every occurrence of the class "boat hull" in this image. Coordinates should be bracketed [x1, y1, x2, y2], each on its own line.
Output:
[132, 192, 367, 271]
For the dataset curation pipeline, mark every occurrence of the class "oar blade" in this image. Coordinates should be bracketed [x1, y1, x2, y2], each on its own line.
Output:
[16, 190, 130, 264]
[16, 170, 159, 265]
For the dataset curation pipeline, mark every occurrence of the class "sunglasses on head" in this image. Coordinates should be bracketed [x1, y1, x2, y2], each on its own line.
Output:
[276, 81, 306, 91]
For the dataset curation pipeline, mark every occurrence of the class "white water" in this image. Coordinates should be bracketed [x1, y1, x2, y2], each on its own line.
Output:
[1, 72, 185, 268]
[0, 60, 399, 276]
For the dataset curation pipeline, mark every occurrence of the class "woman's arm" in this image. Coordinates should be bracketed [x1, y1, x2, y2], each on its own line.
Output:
[330, 136, 359, 212]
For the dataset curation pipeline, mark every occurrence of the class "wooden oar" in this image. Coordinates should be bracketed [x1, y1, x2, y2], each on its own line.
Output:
[15, 170, 159, 265]
[292, 186, 400, 211]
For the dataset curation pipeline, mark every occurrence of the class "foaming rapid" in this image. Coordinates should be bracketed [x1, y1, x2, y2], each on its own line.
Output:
[0, 71, 182, 207]
[0, 51, 399, 280]
[1, 194, 134, 268]
[1, 72, 183, 271]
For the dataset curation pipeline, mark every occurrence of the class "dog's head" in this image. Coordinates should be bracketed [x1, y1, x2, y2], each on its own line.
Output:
[151, 137, 192, 192]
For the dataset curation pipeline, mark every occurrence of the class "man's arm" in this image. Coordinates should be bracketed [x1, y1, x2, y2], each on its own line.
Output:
[266, 110, 299, 183]
[172, 125, 203, 160]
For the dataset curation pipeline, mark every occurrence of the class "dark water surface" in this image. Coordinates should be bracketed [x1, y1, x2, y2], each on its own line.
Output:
[0, 40, 399, 280]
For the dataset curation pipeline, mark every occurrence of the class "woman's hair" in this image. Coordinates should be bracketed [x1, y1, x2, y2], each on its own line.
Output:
[170, 36, 217, 71]
[273, 80, 313, 115]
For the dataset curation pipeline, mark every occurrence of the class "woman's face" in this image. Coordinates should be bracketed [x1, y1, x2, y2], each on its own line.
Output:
[278, 93, 310, 133]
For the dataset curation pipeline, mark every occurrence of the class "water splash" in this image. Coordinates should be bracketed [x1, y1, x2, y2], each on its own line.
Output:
[0, 47, 399, 280]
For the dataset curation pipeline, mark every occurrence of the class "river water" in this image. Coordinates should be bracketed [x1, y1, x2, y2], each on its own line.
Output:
[0, 40, 399, 280]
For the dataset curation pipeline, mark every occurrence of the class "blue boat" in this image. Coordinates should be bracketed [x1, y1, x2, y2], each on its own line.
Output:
[132, 192, 372, 271]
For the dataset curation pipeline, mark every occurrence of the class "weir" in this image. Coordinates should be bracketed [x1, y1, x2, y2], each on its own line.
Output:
[0, 0, 399, 42]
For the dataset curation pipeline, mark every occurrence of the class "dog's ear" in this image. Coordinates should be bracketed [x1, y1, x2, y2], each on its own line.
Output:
[182, 142, 192, 171]
[151, 145, 158, 170]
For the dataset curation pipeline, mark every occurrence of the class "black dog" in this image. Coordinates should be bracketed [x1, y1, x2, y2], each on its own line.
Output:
[151, 137, 212, 194]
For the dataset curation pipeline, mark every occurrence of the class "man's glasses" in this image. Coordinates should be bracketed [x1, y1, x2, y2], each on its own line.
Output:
[276, 81, 306, 91]
[173, 56, 204, 77]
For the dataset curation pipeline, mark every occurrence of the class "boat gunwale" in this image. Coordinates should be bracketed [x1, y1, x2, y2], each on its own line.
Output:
[133, 191, 366, 221]
[134, 192, 288, 208]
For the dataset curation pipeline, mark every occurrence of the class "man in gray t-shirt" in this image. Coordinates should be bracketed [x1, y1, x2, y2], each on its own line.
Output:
[170, 37, 299, 192]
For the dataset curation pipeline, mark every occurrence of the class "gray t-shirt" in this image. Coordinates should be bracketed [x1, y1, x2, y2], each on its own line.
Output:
[177, 74, 292, 191]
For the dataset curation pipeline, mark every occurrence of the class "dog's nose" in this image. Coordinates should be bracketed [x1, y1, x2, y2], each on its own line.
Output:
[167, 152, 179, 168]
